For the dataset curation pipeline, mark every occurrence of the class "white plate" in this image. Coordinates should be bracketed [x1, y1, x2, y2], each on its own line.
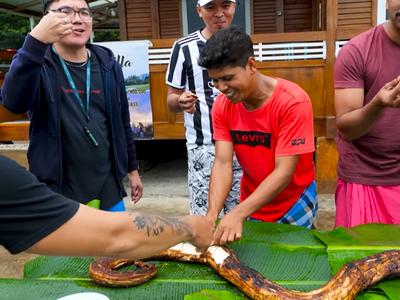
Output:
[56, 292, 110, 300]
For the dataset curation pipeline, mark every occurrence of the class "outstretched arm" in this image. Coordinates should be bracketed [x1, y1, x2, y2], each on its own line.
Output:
[206, 140, 234, 225]
[228, 155, 299, 220]
[0, 155, 213, 260]
[212, 155, 299, 245]
[28, 205, 210, 260]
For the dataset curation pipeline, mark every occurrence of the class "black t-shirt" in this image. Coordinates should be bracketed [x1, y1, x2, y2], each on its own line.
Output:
[0, 154, 79, 254]
[53, 50, 121, 209]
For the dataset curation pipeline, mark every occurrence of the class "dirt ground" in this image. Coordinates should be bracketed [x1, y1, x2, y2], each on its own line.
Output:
[0, 155, 336, 280]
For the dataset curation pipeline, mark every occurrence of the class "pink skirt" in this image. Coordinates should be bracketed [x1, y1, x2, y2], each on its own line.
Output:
[335, 178, 400, 228]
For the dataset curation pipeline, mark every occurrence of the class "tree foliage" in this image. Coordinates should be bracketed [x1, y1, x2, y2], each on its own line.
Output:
[0, 12, 32, 50]
[125, 74, 149, 86]
[0, 12, 120, 50]
[93, 31, 120, 42]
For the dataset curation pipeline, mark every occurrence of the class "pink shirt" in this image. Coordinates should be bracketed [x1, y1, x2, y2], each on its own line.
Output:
[334, 24, 400, 186]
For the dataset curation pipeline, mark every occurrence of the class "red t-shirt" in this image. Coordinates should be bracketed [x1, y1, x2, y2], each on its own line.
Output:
[334, 24, 400, 186]
[212, 78, 315, 222]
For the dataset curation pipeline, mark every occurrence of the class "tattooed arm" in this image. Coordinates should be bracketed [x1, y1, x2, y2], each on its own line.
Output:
[26, 204, 213, 260]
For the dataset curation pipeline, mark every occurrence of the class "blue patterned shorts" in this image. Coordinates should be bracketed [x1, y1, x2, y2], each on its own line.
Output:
[249, 181, 318, 229]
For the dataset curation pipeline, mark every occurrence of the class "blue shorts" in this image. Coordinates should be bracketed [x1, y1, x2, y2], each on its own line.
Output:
[105, 199, 126, 212]
[249, 181, 318, 229]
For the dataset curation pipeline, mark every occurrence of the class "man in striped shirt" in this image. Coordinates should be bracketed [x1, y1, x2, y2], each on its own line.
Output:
[166, 0, 242, 217]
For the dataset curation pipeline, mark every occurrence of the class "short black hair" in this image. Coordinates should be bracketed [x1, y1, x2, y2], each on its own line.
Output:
[198, 26, 254, 70]
[42, 0, 90, 14]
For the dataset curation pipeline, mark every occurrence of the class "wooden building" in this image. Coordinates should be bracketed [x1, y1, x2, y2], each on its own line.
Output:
[0, 0, 388, 192]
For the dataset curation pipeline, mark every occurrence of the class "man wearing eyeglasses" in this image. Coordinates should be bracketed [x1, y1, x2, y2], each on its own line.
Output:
[0, 0, 143, 212]
[334, 0, 400, 227]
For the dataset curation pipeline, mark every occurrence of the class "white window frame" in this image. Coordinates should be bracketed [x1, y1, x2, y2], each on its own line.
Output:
[377, 0, 388, 25]
[181, 0, 251, 36]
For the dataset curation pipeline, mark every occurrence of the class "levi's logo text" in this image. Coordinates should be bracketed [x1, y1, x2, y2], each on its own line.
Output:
[230, 130, 271, 148]
[291, 138, 305, 146]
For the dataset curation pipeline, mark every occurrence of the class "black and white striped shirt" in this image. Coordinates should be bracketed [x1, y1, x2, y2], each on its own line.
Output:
[166, 30, 221, 150]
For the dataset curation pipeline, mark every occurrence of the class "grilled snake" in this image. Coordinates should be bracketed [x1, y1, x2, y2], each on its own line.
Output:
[89, 242, 400, 299]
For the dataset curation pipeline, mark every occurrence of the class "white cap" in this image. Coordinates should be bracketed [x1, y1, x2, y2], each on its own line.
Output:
[197, 0, 236, 7]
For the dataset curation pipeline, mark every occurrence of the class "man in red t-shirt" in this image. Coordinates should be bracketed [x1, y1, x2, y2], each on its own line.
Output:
[198, 27, 317, 245]
[334, 0, 400, 228]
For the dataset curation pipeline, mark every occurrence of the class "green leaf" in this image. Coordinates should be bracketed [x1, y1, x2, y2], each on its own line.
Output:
[184, 289, 247, 299]
[313, 223, 400, 274]
[86, 199, 101, 210]
[376, 280, 400, 300]
[3, 222, 400, 299]
[355, 292, 390, 300]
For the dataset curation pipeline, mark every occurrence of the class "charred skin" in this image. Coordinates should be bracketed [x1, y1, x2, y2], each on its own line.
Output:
[89, 244, 400, 300]
[89, 259, 157, 287]
[206, 248, 400, 300]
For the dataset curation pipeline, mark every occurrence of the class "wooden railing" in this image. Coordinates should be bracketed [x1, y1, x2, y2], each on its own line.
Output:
[149, 31, 328, 65]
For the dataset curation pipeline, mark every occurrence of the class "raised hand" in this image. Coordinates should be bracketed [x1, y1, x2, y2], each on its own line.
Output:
[30, 11, 73, 44]
[376, 76, 400, 108]
[178, 91, 198, 114]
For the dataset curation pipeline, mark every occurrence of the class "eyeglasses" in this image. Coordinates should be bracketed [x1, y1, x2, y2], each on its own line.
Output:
[47, 6, 93, 22]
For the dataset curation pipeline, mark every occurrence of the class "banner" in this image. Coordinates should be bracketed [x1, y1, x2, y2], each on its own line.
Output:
[96, 40, 153, 140]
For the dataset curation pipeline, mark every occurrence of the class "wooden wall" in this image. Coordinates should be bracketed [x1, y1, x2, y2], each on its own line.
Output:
[122, 0, 327, 38]
[251, 0, 320, 34]
[252, 0, 278, 33]
[158, 0, 183, 38]
[120, 0, 182, 40]
[337, 0, 375, 29]
[284, 0, 315, 32]
[122, 0, 152, 40]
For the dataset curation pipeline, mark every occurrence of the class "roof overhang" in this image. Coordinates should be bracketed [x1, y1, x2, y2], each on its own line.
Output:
[0, 0, 120, 30]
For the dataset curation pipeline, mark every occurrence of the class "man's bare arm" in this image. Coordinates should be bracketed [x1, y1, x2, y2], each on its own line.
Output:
[211, 155, 299, 245]
[206, 141, 234, 223]
[167, 86, 198, 114]
[27, 205, 212, 260]
[231, 155, 299, 221]
[335, 89, 384, 142]
[335, 77, 400, 142]
[167, 86, 185, 113]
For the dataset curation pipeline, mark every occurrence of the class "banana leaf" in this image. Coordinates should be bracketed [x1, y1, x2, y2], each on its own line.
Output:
[1, 222, 400, 299]
[184, 289, 247, 299]
[375, 281, 400, 300]
[313, 223, 400, 274]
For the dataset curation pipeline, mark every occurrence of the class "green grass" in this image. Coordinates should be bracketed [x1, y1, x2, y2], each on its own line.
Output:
[126, 84, 149, 90]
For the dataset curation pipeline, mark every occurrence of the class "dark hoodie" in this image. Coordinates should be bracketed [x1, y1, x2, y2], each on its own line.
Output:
[0, 34, 138, 198]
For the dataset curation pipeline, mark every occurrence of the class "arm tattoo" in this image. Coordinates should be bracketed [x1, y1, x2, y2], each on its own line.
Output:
[130, 213, 194, 238]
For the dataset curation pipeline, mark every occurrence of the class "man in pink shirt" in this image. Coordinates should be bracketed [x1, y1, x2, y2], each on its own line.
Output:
[334, 0, 400, 227]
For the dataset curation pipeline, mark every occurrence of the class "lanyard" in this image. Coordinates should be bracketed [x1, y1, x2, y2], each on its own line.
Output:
[52, 45, 91, 121]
